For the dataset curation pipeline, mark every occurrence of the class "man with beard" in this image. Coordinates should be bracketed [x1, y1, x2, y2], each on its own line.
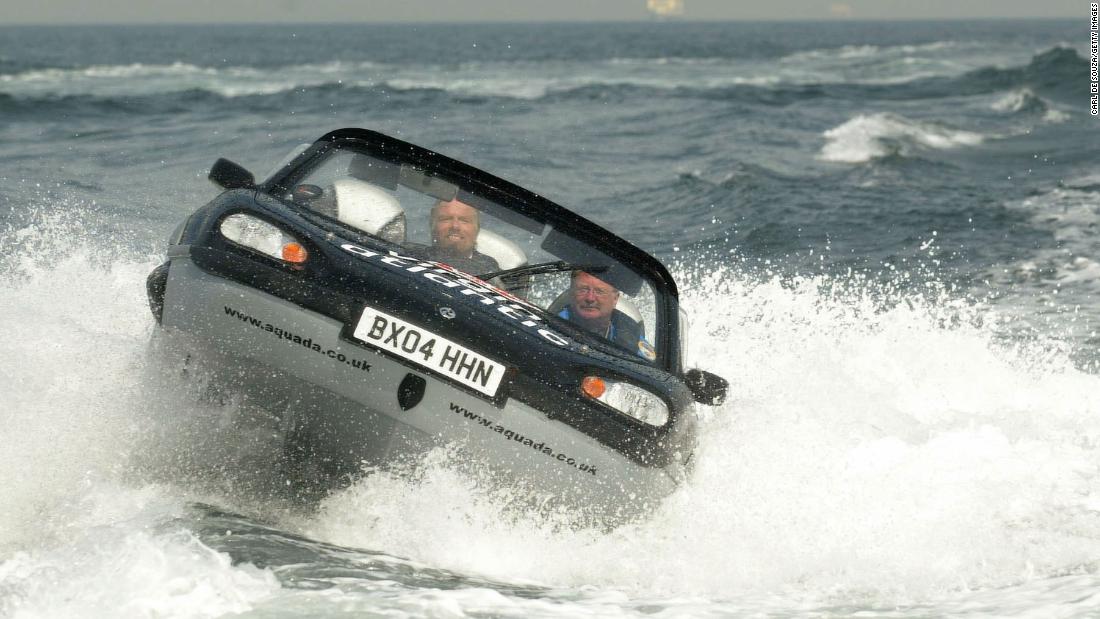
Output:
[427, 198, 500, 275]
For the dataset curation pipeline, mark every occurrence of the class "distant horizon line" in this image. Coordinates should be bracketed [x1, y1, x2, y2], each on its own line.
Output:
[0, 16, 1080, 27]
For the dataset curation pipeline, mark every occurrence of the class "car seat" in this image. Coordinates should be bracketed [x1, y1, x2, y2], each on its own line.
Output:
[331, 178, 406, 244]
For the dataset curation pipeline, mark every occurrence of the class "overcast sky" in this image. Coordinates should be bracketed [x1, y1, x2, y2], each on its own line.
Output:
[0, 0, 1083, 24]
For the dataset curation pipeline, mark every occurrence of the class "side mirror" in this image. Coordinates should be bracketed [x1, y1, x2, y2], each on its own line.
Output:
[684, 368, 728, 406]
[209, 158, 255, 190]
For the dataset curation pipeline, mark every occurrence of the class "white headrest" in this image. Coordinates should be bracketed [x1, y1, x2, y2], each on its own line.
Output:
[615, 295, 644, 325]
[475, 228, 526, 270]
[332, 178, 405, 243]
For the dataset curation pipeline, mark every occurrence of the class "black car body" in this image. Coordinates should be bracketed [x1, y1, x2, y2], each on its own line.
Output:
[148, 128, 727, 521]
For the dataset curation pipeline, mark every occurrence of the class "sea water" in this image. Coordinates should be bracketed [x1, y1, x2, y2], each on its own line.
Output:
[2, 20, 1100, 617]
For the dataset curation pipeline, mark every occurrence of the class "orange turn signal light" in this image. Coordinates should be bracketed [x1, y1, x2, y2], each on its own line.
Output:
[581, 376, 606, 399]
[281, 242, 308, 264]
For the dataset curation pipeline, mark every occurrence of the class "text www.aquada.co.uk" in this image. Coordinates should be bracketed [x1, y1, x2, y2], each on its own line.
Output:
[223, 305, 372, 372]
[448, 402, 597, 476]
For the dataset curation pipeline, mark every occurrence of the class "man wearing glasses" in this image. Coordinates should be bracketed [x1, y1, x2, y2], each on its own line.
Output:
[558, 271, 656, 360]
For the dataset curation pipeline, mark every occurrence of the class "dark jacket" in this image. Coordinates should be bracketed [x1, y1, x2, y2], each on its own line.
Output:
[428, 249, 500, 276]
[557, 305, 654, 360]
[404, 242, 500, 276]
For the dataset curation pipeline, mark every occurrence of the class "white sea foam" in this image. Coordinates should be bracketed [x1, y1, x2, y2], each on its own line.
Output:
[989, 88, 1069, 125]
[1065, 172, 1100, 189]
[992, 88, 1042, 113]
[820, 112, 986, 163]
[605, 56, 732, 66]
[0, 216, 154, 551]
[0, 60, 382, 98]
[781, 40, 979, 64]
[0, 58, 777, 100]
[6, 203, 1100, 614]
[1001, 188, 1100, 291]
[376, 48, 988, 96]
[1043, 108, 1071, 123]
[0, 212, 284, 617]
[299, 263, 1100, 607]
[0, 487, 279, 619]
[0, 45, 1027, 101]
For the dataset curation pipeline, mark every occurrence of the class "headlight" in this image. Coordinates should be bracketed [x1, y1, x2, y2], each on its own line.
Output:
[581, 376, 669, 426]
[219, 213, 308, 265]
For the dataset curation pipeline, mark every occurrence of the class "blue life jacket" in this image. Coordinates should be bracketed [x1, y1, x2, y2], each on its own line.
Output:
[558, 305, 656, 361]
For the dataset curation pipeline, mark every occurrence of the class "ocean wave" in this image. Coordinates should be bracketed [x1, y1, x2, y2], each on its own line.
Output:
[988, 88, 1069, 123]
[991, 88, 1047, 114]
[0, 46, 1085, 107]
[0, 60, 384, 99]
[389, 74, 786, 100]
[959, 46, 1088, 101]
[605, 56, 734, 66]
[1064, 173, 1100, 191]
[819, 113, 986, 164]
[298, 261, 1100, 600]
[1004, 188, 1100, 288]
[0, 64, 783, 104]
[780, 40, 981, 63]
[1042, 108, 1071, 123]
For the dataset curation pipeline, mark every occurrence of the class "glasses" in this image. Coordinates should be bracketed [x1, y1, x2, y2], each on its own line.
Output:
[574, 285, 614, 299]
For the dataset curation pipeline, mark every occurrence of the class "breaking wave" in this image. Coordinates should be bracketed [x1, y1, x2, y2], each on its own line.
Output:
[819, 112, 986, 164]
[991, 88, 1047, 114]
[4, 197, 1100, 613]
[291, 263, 1100, 605]
[0, 46, 1085, 106]
[780, 40, 980, 63]
[0, 60, 383, 99]
[1002, 187, 1100, 290]
[956, 46, 1088, 101]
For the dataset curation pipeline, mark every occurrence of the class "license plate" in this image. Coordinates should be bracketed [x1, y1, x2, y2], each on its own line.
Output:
[352, 305, 506, 397]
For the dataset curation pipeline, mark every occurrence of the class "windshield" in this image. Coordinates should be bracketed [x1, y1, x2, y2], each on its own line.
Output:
[267, 135, 672, 365]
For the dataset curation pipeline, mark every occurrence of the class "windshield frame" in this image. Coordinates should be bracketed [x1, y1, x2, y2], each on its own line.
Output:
[260, 128, 684, 372]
